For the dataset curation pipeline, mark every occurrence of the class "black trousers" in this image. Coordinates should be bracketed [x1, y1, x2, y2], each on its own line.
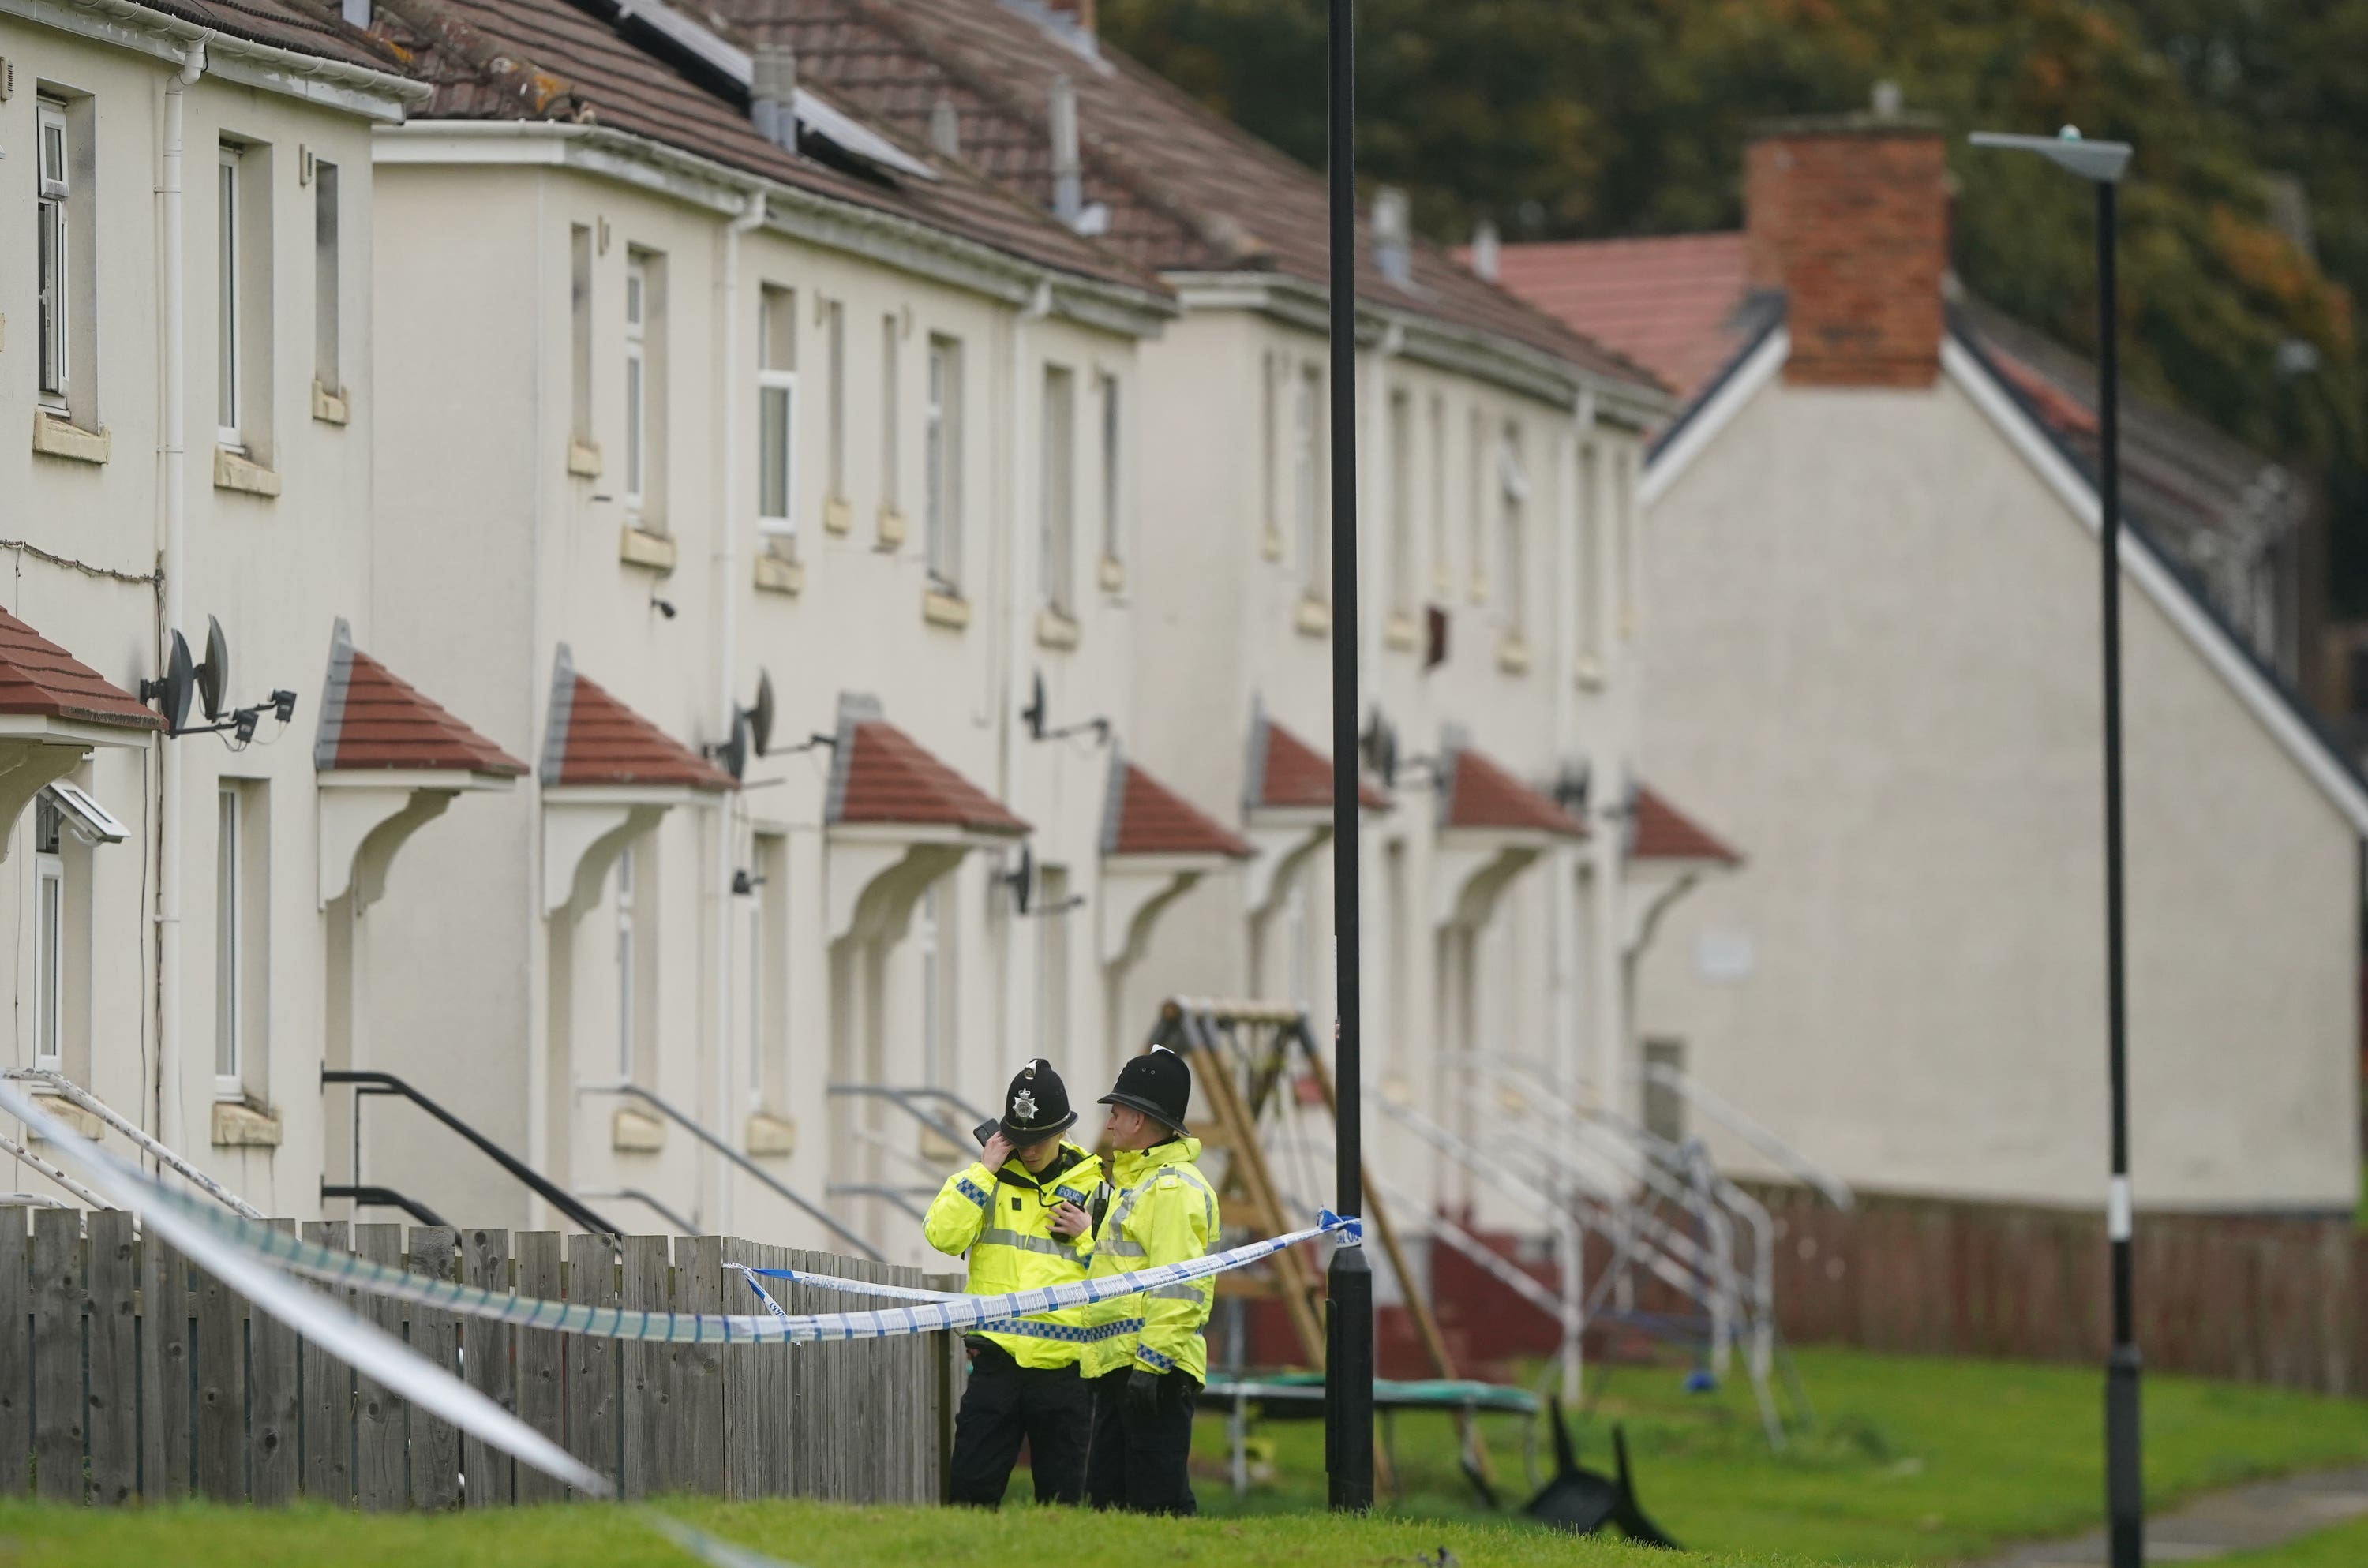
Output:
[1084, 1366, 1199, 1516]
[946, 1340, 1092, 1507]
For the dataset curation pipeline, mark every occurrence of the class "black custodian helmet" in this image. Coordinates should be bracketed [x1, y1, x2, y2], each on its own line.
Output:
[999, 1059, 1077, 1143]
[1098, 1046, 1192, 1136]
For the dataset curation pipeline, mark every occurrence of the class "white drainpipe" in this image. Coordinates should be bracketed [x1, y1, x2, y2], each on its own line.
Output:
[710, 190, 766, 1234]
[156, 41, 208, 1154]
[999, 283, 1051, 1067]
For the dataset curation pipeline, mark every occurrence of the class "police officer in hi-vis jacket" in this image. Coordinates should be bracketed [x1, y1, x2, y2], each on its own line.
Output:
[924, 1060, 1107, 1507]
[1079, 1046, 1218, 1515]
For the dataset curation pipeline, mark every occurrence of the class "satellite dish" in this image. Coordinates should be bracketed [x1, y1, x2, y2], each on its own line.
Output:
[747, 669, 776, 758]
[717, 711, 750, 782]
[1005, 843, 1035, 915]
[197, 616, 231, 722]
[144, 631, 196, 734]
[1021, 671, 1048, 740]
[1358, 706, 1399, 790]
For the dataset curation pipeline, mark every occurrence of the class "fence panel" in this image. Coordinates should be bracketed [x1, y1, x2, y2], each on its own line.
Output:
[249, 1219, 302, 1506]
[513, 1231, 567, 1506]
[0, 1209, 27, 1498]
[564, 1231, 617, 1495]
[619, 1236, 669, 1499]
[302, 1221, 354, 1506]
[408, 1228, 463, 1510]
[353, 1223, 410, 1510]
[462, 1227, 515, 1509]
[85, 1211, 137, 1506]
[141, 1233, 189, 1501]
[30, 1208, 81, 1503]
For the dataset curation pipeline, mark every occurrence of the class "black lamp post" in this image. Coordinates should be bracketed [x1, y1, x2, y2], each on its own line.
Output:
[1969, 125, 2139, 1568]
[1323, 0, 1376, 1514]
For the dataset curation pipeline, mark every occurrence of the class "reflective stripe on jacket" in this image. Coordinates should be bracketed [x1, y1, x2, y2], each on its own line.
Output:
[1078, 1137, 1216, 1382]
[922, 1142, 1103, 1369]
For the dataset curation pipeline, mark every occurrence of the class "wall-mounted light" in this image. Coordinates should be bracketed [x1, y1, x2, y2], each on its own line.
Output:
[1020, 670, 1109, 745]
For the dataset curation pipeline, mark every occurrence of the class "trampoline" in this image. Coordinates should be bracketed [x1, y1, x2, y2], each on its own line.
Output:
[1205, 1372, 1542, 1503]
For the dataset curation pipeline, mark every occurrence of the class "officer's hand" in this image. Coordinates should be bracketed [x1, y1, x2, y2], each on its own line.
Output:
[1126, 1368, 1160, 1417]
[980, 1132, 1014, 1170]
[1050, 1201, 1089, 1238]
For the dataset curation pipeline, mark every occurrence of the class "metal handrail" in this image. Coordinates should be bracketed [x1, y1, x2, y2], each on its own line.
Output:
[1642, 1061, 1856, 1210]
[324, 1068, 618, 1237]
[579, 1080, 881, 1260]
[4, 1068, 263, 1218]
[322, 1182, 450, 1227]
[0, 1131, 108, 1211]
[826, 1083, 992, 1156]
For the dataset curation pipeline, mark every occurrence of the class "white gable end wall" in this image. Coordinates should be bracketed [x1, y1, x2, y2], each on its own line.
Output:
[1635, 364, 2360, 1213]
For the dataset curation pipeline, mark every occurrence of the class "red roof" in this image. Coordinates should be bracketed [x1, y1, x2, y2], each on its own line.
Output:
[0, 610, 161, 732]
[832, 719, 1027, 835]
[1106, 758, 1250, 859]
[1484, 233, 1753, 404]
[1250, 716, 1389, 813]
[1441, 747, 1585, 838]
[1632, 785, 1740, 865]
[541, 650, 733, 791]
[318, 624, 525, 776]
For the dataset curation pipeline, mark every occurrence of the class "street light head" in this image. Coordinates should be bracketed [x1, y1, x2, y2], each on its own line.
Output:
[1969, 128, 2132, 185]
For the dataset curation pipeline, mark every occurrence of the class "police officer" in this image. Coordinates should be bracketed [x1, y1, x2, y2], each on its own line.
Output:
[924, 1060, 1106, 1507]
[1079, 1046, 1218, 1516]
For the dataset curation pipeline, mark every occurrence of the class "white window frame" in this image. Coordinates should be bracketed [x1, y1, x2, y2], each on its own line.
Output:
[624, 256, 648, 517]
[569, 225, 594, 449]
[1040, 363, 1076, 616]
[214, 787, 242, 1099]
[825, 299, 846, 503]
[925, 335, 964, 592]
[757, 288, 799, 537]
[1098, 371, 1122, 574]
[313, 159, 340, 394]
[1294, 365, 1321, 589]
[217, 145, 242, 451]
[36, 100, 70, 407]
[916, 881, 942, 1086]
[32, 811, 65, 1072]
[1388, 388, 1414, 616]
[881, 312, 901, 517]
[1498, 426, 1528, 631]
[615, 844, 637, 1078]
[745, 890, 766, 1110]
[1036, 866, 1069, 1058]
[1429, 392, 1448, 591]
[1260, 351, 1280, 553]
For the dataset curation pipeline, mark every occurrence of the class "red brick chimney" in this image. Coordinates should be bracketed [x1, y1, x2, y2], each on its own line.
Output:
[1745, 115, 1949, 387]
[1047, 0, 1096, 34]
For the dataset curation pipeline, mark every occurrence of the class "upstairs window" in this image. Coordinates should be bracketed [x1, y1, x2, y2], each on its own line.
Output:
[1498, 425, 1528, 634]
[756, 285, 798, 538]
[1040, 364, 1077, 618]
[825, 299, 847, 506]
[216, 144, 243, 449]
[216, 139, 273, 461]
[36, 101, 70, 409]
[1387, 388, 1414, 618]
[313, 160, 340, 397]
[624, 255, 648, 517]
[32, 797, 65, 1071]
[1295, 363, 1322, 593]
[1098, 371, 1122, 580]
[880, 313, 901, 522]
[569, 225, 594, 453]
[925, 335, 965, 594]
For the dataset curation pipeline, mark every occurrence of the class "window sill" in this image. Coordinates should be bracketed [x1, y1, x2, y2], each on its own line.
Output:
[1573, 657, 1606, 692]
[924, 589, 972, 630]
[747, 1112, 797, 1159]
[212, 1100, 283, 1149]
[1619, 604, 1637, 640]
[1294, 596, 1331, 638]
[823, 496, 852, 536]
[753, 548, 804, 596]
[1467, 574, 1489, 607]
[1497, 634, 1533, 675]
[1260, 529, 1283, 562]
[1036, 608, 1081, 650]
[1098, 556, 1125, 594]
[214, 447, 282, 497]
[32, 413, 109, 465]
[568, 440, 604, 478]
[612, 1106, 665, 1153]
[620, 524, 677, 571]
[878, 507, 907, 549]
[1383, 610, 1419, 653]
[25, 1094, 103, 1142]
[311, 381, 350, 426]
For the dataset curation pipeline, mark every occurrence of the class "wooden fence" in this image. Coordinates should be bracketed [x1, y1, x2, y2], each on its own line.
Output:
[0, 1210, 963, 1507]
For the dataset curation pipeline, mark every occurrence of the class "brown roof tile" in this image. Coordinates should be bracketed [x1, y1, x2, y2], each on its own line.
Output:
[729, 0, 1658, 390]
[1488, 233, 1755, 403]
[0, 611, 162, 732]
[317, 622, 525, 775]
[1104, 755, 1248, 859]
[1250, 714, 1388, 813]
[830, 716, 1025, 834]
[541, 648, 733, 791]
[134, 0, 411, 74]
[377, 0, 1163, 296]
[1632, 785, 1739, 865]
[1441, 746, 1583, 837]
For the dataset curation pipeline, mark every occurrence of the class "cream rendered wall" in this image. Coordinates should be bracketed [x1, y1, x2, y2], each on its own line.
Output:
[1, 19, 391, 1217]
[368, 148, 1152, 1257]
[1634, 370, 2360, 1212]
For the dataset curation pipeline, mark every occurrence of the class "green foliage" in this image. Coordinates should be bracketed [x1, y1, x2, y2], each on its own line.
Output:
[1102, 0, 2368, 602]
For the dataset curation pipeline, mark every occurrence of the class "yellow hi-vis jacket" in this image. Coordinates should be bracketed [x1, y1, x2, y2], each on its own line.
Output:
[1078, 1137, 1217, 1383]
[923, 1141, 1103, 1369]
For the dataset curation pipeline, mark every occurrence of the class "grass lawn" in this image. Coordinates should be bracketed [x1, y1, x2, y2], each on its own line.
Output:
[1190, 1346, 2368, 1562]
[0, 1495, 1833, 1568]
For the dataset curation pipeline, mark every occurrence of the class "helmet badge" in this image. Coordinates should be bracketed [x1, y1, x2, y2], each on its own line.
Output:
[1012, 1089, 1039, 1125]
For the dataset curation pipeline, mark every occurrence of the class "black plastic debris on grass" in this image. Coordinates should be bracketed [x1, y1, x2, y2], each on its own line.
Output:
[1522, 1400, 1680, 1549]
